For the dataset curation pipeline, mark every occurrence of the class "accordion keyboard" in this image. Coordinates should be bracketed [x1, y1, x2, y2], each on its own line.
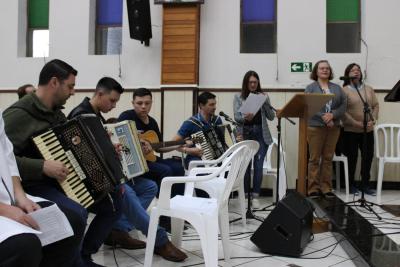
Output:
[191, 128, 225, 160]
[191, 131, 214, 160]
[33, 130, 95, 208]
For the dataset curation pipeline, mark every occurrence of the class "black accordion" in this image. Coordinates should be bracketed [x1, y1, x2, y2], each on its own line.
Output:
[33, 115, 124, 208]
[191, 127, 227, 160]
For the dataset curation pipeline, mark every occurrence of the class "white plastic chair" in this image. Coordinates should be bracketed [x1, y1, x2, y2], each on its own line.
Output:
[144, 146, 247, 267]
[374, 124, 400, 204]
[262, 138, 286, 201]
[332, 154, 350, 199]
[188, 140, 259, 227]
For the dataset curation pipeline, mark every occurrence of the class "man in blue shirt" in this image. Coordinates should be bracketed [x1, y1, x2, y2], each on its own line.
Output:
[173, 92, 224, 166]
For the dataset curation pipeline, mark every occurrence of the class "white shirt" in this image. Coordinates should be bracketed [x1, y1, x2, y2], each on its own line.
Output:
[0, 109, 43, 242]
[0, 109, 20, 205]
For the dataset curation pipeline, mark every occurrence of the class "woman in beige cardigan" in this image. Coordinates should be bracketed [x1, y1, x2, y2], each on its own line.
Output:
[342, 63, 379, 195]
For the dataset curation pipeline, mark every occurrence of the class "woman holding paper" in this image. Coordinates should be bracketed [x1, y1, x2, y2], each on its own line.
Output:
[234, 70, 275, 207]
[305, 60, 346, 199]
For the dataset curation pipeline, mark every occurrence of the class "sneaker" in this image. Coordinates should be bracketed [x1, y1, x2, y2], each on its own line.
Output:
[252, 198, 261, 209]
[363, 188, 377, 196]
[323, 191, 336, 199]
[350, 186, 360, 195]
[308, 192, 321, 199]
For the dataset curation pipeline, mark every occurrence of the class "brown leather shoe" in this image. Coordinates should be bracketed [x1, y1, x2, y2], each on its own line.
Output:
[104, 229, 146, 250]
[154, 241, 188, 262]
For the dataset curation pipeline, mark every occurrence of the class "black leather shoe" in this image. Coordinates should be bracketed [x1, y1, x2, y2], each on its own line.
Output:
[104, 229, 146, 250]
[308, 191, 321, 199]
[154, 241, 188, 262]
[324, 191, 336, 199]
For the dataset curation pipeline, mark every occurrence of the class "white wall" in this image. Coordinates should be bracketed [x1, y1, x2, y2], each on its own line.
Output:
[1, 0, 400, 188]
[1, 0, 400, 89]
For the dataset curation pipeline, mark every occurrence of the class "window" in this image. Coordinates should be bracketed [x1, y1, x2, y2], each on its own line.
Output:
[95, 0, 123, 55]
[27, 0, 49, 57]
[240, 0, 276, 53]
[326, 0, 360, 53]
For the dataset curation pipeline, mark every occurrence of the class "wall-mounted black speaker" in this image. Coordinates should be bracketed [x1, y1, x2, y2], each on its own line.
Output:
[250, 191, 314, 257]
[126, 0, 152, 45]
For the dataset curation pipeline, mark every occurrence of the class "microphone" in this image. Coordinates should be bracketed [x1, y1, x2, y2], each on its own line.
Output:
[339, 76, 357, 81]
[219, 111, 240, 125]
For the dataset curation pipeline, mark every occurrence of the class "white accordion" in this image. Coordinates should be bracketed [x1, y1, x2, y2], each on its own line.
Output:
[105, 120, 149, 180]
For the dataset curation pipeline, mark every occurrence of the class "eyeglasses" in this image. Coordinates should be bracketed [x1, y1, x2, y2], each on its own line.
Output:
[248, 81, 258, 84]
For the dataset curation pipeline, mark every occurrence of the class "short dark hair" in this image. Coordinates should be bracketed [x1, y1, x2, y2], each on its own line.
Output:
[241, 70, 262, 99]
[197, 91, 216, 106]
[38, 59, 78, 85]
[17, 84, 34, 99]
[343, 63, 363, 86]
[133, 88, 152, 100]
[310, 60, 334, 81]
[95, 77, 124, 94]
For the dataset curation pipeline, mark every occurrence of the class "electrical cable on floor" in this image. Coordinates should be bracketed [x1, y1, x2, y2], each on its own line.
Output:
[182, 232, 254, 242]
[112, 244, 120, 267]
[114, 230, 400, 267]
[300, 237, 346, 259]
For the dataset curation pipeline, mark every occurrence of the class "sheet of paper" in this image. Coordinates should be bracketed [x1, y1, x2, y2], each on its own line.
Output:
[29, 204, 74, 246]
[0, 216, 41, 243]
[238, 93, 267, 114]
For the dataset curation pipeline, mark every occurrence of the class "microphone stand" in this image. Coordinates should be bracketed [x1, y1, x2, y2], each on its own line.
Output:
[228, 106, 295, 222]
[341, 83, 381, 220]
[258, 106, 295, 212]
[223, 116, 264, 223]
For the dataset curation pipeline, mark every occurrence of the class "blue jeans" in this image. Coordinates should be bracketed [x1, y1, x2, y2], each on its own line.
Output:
[114, 178, 169, 247]
[26, 183, 122, 266]
[146, 157, 185, 197]
[243, 125, 269, 194]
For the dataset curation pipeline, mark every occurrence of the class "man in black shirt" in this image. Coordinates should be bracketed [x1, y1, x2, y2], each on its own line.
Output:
[119, 88, 185, 193]
[69, 79, 187, 262]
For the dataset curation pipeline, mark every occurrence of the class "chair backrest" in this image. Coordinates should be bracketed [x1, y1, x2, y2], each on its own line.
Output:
[187, 140, 252, 172]
[265, 138, 285, 170]
[374, 124, 400, 159]
[232, 140, 259, 189]
[220, 146, 249, 207]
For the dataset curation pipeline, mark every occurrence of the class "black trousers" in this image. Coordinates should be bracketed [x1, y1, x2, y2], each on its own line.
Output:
[342, 131, 374, 188]
[0, 233, 42, 267]
[0, 201, 85, 267]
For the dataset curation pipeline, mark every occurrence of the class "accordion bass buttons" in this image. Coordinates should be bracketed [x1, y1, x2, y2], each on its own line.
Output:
[71, 136, 81, 146]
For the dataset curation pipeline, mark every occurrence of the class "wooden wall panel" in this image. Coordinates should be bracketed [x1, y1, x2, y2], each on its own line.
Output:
[161, 5, 200, 85]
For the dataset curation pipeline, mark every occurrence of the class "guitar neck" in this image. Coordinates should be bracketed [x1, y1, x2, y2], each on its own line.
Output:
[151, 140, 186, 150]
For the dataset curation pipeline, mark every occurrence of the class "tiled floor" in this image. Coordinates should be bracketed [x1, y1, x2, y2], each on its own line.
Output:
[91, 190, 400, 267]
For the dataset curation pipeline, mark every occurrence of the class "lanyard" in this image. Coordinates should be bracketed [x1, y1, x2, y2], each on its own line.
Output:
[317, 83, 332, 113]
[1, 177, 15, 206]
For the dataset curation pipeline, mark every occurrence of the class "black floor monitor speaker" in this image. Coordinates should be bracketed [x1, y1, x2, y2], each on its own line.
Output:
[126, 0, 152, 44]
[250, 191, 314, 257]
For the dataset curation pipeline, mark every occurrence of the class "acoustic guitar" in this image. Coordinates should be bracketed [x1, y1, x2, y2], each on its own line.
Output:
[139, 130, 201, 162]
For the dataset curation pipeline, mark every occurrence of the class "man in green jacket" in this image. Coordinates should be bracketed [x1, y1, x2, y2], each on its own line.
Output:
[3, 59, 122, 267]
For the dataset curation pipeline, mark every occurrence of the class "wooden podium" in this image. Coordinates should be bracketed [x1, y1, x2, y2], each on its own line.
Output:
[277, 93, 334, 196]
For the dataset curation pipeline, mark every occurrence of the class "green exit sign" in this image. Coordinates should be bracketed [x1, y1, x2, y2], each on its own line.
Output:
[291, 62, 312, 72]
